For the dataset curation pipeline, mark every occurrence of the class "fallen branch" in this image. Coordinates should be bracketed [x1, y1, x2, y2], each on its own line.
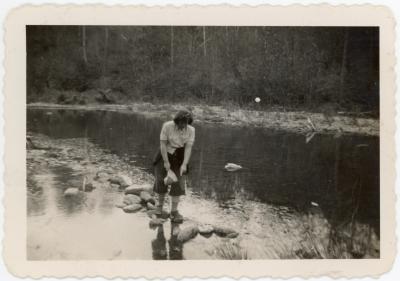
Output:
[307, 117, 317, 131]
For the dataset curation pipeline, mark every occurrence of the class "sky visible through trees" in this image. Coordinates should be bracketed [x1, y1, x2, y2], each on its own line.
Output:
[27, 26, 379, 113]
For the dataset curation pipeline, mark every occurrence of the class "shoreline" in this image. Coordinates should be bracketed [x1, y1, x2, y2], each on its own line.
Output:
[27, 102, 379, 136]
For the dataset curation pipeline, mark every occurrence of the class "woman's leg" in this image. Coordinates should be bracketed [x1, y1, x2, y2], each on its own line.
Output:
[170, 176, 186, 222]
[170, 196, 179, 213]
[170, 174, 186, 212]
[168, 149, 185, 223]
[153, 157, 168, 215]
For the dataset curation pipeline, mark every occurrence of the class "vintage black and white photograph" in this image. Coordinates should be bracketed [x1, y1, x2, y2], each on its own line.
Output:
[25, 24, 380, 261]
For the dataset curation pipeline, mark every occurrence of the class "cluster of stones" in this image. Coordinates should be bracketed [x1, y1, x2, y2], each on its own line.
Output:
[28, 134, 239, 245]
[115, 185, 156, 214]
[118, 184, 239, 243]
[63, 171, 141, 197]
[173, 223, 239, 243]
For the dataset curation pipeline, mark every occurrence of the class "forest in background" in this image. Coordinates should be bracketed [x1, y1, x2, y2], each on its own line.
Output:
[27, 26, 379, 115]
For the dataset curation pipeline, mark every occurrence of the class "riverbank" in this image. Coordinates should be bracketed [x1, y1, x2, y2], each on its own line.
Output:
[28, 102, 379, 136]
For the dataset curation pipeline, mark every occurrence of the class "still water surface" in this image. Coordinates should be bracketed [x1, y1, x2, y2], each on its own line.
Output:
[27, 108, 379, 259]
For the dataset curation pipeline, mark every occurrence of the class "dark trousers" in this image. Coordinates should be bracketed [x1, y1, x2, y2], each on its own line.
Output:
[153, 147, 187, 196]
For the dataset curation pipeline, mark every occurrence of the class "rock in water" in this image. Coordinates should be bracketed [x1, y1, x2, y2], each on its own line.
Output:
[115, 202, 127, 208]
[213, 226, 239, 238]
[140, 191, 155, 205]
[146, 202, 156, 210]
[96, 171, 109, 179]
[224, 163, 242, 172]
[123, 194, 142, 205]
[118, 174, 133, 187]
[125, 184, 153, 195]
[109, 174, 132, 188]
[108, 176, 121, 186]
[64, 188, 80, 197]
[123, 204, 142, 213]
[84, 182, 95, 192]
[198, 224, 214, 236]
[149, 218, 166, 228]
[95, 171, 110, 182]
[110, 183, 120, 189]
[147, 210, 170, 220]
[177, 225, 199, 243]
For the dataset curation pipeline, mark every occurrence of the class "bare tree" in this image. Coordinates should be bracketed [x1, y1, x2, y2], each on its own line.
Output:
[82, 26, 88, 65]
[340, 28, 349, 100]
[102, 27, 109, 87]
[203, 26, 206, 57]
[170, 26, 174, 68]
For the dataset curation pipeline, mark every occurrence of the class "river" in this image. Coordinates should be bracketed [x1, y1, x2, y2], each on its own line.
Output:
[27, 108, 380, 260]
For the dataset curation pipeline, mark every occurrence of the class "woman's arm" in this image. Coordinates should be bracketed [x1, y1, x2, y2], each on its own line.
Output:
[183, 143, 193, 166]
[160, 140, 170, 171]
[180, 143, 193, 175]
[180, 126, 195, 175]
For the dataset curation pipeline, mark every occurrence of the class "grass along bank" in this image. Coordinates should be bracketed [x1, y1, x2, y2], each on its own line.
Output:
[28, 102, 378, 136]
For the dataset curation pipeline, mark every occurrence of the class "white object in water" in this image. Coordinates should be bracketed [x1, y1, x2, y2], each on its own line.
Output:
[224, 163, 243, 172]
[64, 188, 80, 197]
[255, 97, 261, 103]
[311, 201, 319, 207]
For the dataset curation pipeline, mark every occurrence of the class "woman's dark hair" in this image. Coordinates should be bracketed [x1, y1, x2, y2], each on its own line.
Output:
[173, 110, 193, 125]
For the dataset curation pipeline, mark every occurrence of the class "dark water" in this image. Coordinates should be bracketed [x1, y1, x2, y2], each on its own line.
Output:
[27, 108, 380, 259]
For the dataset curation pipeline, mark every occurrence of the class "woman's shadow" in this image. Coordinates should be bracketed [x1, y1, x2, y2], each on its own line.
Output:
[151, 223, 183, 260]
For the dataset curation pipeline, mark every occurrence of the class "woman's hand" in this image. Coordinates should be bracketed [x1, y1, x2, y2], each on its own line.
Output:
[180, 163, 187, 176]
[164, 161, 171, 171]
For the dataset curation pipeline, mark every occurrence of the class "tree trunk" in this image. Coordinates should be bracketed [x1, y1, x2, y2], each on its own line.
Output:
[170, 26, 174, 97]
[170, 26, 174, 68]
[340, 28, 349, 100]
[82, 26, 88, 65]
[94, 28, 100, 59]
[203, 26, 206, 57]
[102, 27, 109, 88]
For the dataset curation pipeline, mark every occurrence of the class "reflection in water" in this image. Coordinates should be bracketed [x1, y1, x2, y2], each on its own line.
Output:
[52, 166, 87, 216]
[151, 226, 167, 260]
[151, 223, 184, 260]
[27, 108, 380, 259]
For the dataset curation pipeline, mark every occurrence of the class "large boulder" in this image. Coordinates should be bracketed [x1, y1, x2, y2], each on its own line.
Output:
[140, 191, 155, 205]
[123, 194, 142, 205]
[123, 204, 142, 213]
[213, 225, 239, 238]
[177, 224, 199, 243]
[64, 188, 80, 197]
[125, 184, 153, 196]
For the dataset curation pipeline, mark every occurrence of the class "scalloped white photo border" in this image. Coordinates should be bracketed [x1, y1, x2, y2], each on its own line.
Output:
[3, 4, 396, 278]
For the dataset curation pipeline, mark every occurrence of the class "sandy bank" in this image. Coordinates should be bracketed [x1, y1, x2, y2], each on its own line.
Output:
[28, 102, 378, 136]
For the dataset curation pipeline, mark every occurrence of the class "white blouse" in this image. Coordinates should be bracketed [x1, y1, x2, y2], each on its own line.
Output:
[160, 120, 195, 154]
